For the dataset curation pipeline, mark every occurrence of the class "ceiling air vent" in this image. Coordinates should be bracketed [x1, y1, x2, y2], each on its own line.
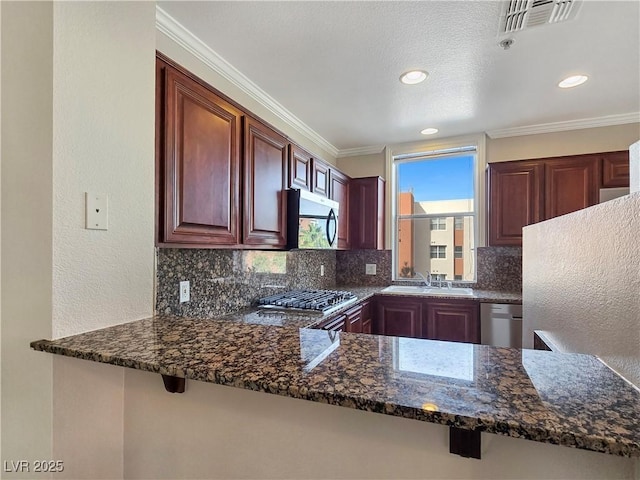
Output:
[500, 0, 580, 34]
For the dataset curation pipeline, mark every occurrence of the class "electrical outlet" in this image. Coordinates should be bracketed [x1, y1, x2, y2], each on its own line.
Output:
[179, 281, 190, 303]
[320, 265, 325, 276]
[365, 264, 377, 275]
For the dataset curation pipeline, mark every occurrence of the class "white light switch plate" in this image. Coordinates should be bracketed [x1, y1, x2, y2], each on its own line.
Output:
[85, 192, 108, 230]
[365, 264, 377, 275]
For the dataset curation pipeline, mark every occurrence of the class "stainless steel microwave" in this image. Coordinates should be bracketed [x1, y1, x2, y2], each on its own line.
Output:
[286, 189, 339, 249]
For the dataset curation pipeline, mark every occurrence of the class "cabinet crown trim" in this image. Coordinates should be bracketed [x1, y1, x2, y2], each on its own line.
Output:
[156, 6, 339, 158]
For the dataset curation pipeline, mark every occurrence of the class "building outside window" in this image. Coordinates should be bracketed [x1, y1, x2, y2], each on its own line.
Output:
[393, 147, 477, 282]
[430, 217, 446, 230]
[432, 273, 447, 281]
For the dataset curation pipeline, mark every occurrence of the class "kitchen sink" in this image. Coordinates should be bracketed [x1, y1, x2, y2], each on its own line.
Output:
[381, 285, 475, 297]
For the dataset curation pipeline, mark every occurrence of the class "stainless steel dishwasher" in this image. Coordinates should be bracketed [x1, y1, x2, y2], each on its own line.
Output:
[480, 303, 523, 348]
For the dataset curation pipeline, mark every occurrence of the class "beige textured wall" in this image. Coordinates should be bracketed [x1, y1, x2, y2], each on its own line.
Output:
[49, 3, 156, 478]
[156, 29, 337, 165]
[337, 152, 386, 178]
[487, 123, 640, 163]
[523, 193, 640, 387]
[123, 368, 634, 479]
[1, 2, 54, 475]
[2, 2, 155, 479]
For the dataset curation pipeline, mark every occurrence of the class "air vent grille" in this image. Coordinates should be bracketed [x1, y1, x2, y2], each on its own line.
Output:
[500, 0, 579, 33]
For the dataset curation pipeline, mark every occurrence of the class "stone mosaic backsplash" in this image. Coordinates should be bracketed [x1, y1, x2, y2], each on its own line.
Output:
[336, 250, 392, 286]
[156, 245, 522, 317]
[156, 248, 336, 317]
[475, 246, 522, 292]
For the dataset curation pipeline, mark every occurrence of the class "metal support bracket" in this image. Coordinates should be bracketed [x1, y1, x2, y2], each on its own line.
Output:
[162, 374, 186, 393]
[449, 427, 481, 459]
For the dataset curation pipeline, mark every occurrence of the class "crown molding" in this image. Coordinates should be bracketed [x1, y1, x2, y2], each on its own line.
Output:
[336, 145, 385, 158]
[155, 6, 339, 158]
[486, 113, 640, 139]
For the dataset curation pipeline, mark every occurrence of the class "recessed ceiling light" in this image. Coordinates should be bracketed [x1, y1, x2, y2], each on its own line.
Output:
[558, 75, 588, 88]
[400, 70, 428, 85]
[420, 128, 438, 135]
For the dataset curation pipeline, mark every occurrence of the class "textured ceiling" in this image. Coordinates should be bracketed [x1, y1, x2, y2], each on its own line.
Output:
[158, 1, 640, 151]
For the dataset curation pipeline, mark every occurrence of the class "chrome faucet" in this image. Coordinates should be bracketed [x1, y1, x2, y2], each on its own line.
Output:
[415, 272, 432, 287]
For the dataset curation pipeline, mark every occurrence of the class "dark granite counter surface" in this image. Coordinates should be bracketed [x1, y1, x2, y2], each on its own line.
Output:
[216, 286, 521, 330]
[32, 313, 639, 458]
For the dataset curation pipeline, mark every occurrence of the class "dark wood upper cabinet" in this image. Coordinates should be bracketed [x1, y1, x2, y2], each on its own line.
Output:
[288, 144, 312, 191]
[424, 300, 480, 344]
[544, 155, 599, 219]
[312, 158, 330, 197]
[488, 162, 544, 246]
[350, 176, 385, 250]
[374, 296, 423, 338]
[601, 150, 630, 188]
[329, 168, 351, 249]
[487, 151, 624, 246]
[158, 61, 242, 245]
[243, 116, 288, 248]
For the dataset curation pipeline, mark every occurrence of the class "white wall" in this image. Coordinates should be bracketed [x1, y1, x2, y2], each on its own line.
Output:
[49, 3, 156, 478]
[1, 2, 155, 479]
[123, 368, 635, 479]
[1, 3, 54, 475]
[487, 123, 640, 163]
[523, 192, 640, 387]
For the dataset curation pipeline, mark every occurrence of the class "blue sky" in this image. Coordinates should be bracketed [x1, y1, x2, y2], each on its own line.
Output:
[397, 155, 474, 202]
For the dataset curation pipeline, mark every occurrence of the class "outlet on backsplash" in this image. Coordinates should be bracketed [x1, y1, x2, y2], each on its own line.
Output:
[365, 264, 377, 275]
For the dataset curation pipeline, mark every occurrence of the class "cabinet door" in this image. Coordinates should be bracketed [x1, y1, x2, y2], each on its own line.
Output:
[350, 177, 385, 250]
[329, 169, 351, 249]
[312, 159, 330, 197]
[361, 300, 373, 334]
[320, 314, 347, 332]
[243, 117, 288, 247]
[161, 63, 242, 245]
[544, 155, 599, 219]
[375, 297, 423, 338]
[601, 151, 630, 188]
[288, 144, 312, 191]
[488, 162, 543, 246]
[344, 305, 363, 334]
[424, 301, 479, 344]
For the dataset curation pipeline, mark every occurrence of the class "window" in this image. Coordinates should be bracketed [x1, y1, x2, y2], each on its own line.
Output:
[432, 273, 447, 281]
[393, 146, 478, 282]
[430, 217, 446, 230]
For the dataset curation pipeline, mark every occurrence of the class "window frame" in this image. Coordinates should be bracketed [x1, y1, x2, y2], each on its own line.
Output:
[430, 245, 447, 259]
[385, 134, 486, 282]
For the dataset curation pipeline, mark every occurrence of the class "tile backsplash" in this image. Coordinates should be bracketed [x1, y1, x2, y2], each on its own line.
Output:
[156, 245, 522, 318]
[156, 248, 336, 317]
[475, 246, 522, 292]
[336, 249, 392, 286]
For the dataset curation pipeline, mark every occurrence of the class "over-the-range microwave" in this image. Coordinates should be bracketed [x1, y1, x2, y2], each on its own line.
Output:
[286, 189, 339, 249]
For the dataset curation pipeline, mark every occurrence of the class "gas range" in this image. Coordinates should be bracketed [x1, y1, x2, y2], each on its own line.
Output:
[258, 289, 357, 315]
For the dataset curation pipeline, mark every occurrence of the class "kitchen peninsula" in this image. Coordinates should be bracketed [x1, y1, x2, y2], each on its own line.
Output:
[31, 296, 640, 460]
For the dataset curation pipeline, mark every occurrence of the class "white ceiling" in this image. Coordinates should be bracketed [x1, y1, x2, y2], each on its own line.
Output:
[158, 0, 640, 154]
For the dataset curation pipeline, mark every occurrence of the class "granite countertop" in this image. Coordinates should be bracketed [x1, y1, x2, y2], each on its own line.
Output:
[218, 286, 521, 330]
[31, 314, 640, 458]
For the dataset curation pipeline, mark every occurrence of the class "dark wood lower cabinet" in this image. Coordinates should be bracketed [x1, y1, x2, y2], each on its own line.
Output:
[424, 300, 480, 344]
[374, 296, 479, 343]
[318, 314, 347, 332]
[374, 297, 423, 338]
[361, 300, 372, 334]
[315, 296, 479, 344]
